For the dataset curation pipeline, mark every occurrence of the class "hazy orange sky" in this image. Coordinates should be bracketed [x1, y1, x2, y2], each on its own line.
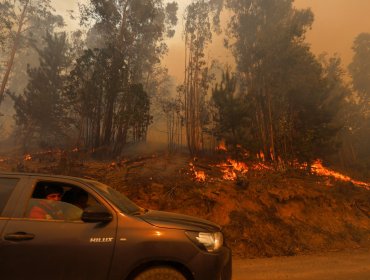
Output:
[162, 0, 370, 83]
[55, 1, 370, 83]
[296, 0, 370, 66]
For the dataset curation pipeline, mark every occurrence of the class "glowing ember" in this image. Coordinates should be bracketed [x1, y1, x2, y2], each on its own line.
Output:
[312, 160, 370, 190]
[189, 163, 207, 182]
[221, 168, 237, 181]
[216, 158, 249, 180]
[24, 154, 32, 161]
[252, 162, 273, 171]
[195, 170, 206, 182]
[228, 158, 249, 174]
[257, 151, 265, 161]
[216, 141, 227, 151]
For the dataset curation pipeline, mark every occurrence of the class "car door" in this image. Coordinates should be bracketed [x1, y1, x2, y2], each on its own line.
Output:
[0, 176, 23, 248]
[0, 176, 117, 280]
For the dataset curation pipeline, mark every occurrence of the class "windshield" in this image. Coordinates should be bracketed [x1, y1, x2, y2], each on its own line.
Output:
[90, 181, 141, 215]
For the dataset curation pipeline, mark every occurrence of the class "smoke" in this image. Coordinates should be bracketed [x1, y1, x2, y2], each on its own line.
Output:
[162, 0, 370, 83]
[295, 0, 370, 67]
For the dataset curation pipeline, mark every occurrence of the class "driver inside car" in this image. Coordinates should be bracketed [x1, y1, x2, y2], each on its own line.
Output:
[28, 185, 65, 220]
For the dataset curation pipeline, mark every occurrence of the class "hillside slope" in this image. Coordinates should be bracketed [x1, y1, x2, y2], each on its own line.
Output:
[1, 152, 369, 258]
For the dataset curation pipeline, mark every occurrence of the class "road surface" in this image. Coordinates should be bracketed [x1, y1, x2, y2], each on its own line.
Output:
[233, 248, 370, 280]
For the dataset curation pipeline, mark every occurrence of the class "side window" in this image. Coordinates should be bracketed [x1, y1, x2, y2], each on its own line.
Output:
[25, 181, 101, 221]
[0, 178, 19, 216]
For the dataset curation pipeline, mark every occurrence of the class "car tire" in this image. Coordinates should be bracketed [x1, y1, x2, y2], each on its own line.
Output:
[133, 266, 187, 280]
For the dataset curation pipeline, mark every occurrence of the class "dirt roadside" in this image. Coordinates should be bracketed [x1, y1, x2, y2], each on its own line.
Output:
[233, 248, 370, 280]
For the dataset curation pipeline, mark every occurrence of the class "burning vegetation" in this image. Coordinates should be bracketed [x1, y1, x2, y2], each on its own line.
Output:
[187, 145, 370, 192]
[0, 147, 369, 258]
[1, 0, 370, 260]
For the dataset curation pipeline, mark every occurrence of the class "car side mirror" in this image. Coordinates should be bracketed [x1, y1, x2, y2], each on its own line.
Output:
[81, 205, 113, 223]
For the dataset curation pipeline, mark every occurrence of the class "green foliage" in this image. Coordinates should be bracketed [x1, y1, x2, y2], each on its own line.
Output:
[0, 1, 14, 49]
[80, 0, 178, 82]
[66, 47, 152, 154]
[71, 0, 178, 155]
[349, 33, 370, 103]
[10, 32, 70, 149]
[212, 71, 251, 147]
[219, 0, 344, 164]
[346, 33, 370, 176]
[1, 0, 64, 102]
[183, 0, 223, 155]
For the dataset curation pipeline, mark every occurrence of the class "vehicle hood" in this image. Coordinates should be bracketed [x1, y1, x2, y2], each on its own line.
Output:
[139, 210, 221, 232]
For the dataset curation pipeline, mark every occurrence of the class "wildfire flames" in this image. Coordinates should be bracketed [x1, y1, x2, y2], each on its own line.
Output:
[189, 154, 369, 190]
[257, 151, 265, 161]
[11, 144, 370, 191]
[311, 160, 370, 190]
[217, 158, 249, 181]
[195, 170, 206, 182]
[24, 154, 32, 161]
[216, 141, 227, 152]
[189, 163, 206, 182]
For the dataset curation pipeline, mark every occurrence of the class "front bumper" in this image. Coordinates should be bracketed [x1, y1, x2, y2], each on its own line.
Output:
[187, 246, 232, 280]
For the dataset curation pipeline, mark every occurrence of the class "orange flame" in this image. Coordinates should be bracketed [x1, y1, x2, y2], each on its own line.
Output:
[228, 158, 249, 174]
[217, 158, 249, 180]
[257, 151, 265, 161]
[216, 141, 227, 152]
[312, 160, 370, 190]
[189, 163, 206, 182]
[24, 154, 32, 161]
[195, 170, 206, 182]
[221, 168, 237, 180]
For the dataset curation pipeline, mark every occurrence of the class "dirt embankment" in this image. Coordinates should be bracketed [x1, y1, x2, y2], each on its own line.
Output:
[1, 152, 369, 258]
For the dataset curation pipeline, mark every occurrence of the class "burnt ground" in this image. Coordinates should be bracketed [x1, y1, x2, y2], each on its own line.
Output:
[0, 150, 369, 258]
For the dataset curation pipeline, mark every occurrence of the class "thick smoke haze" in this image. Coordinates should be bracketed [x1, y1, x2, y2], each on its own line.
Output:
[163, 0, 370, 82]
[51, 1, 370, 82]
[296, 0, 370, 66]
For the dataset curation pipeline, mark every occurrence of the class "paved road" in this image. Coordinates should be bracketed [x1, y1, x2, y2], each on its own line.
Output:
[233, 248, 370, 280]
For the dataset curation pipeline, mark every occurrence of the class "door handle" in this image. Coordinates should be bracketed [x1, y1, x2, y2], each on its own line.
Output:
[4, 232, 35, 241]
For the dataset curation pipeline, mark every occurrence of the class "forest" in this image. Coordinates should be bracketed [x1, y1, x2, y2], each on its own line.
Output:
[0, 0, 369, 178]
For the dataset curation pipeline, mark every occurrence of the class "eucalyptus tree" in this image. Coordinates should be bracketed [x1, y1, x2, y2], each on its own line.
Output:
[0, 1, 13, 49]
[183, 0, 223, 155]
[349, 33, 370, 112]
[222, 0, 341, 164]
[0, 0, 61, 104]
[71, 0, 178, 155]
[348, 33, 370, 175]
[212, 71, 251, 148]
[66, 49, 110, 150]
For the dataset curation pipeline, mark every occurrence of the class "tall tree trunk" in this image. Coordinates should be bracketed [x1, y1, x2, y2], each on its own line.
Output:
[0, 0, 30, 103]
[267, 91, 276, 161]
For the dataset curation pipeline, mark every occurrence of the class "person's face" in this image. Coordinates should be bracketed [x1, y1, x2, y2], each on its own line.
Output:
[46, 193, 62, 201]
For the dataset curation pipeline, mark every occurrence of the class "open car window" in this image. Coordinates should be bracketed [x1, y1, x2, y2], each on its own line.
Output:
[25, 181, 101, 221]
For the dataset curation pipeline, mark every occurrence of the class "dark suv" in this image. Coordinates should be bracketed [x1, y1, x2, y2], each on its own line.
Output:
[0, 173, 231, 280]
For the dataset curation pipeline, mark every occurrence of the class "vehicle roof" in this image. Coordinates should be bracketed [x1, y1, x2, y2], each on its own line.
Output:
[0, 172, 96, 184]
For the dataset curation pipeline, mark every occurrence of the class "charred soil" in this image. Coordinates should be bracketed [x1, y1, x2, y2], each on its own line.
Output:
[1, 151, 369, 258]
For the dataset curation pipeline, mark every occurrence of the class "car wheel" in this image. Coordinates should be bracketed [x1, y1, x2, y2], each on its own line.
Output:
[133, 266, 187, 280]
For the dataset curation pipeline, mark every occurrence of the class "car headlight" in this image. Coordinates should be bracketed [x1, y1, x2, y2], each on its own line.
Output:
[185, 231, 223, 252]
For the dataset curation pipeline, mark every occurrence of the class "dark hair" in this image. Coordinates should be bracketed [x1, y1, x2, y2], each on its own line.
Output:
[62, 188, 88, 209]
[44, 185, 64, 197]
